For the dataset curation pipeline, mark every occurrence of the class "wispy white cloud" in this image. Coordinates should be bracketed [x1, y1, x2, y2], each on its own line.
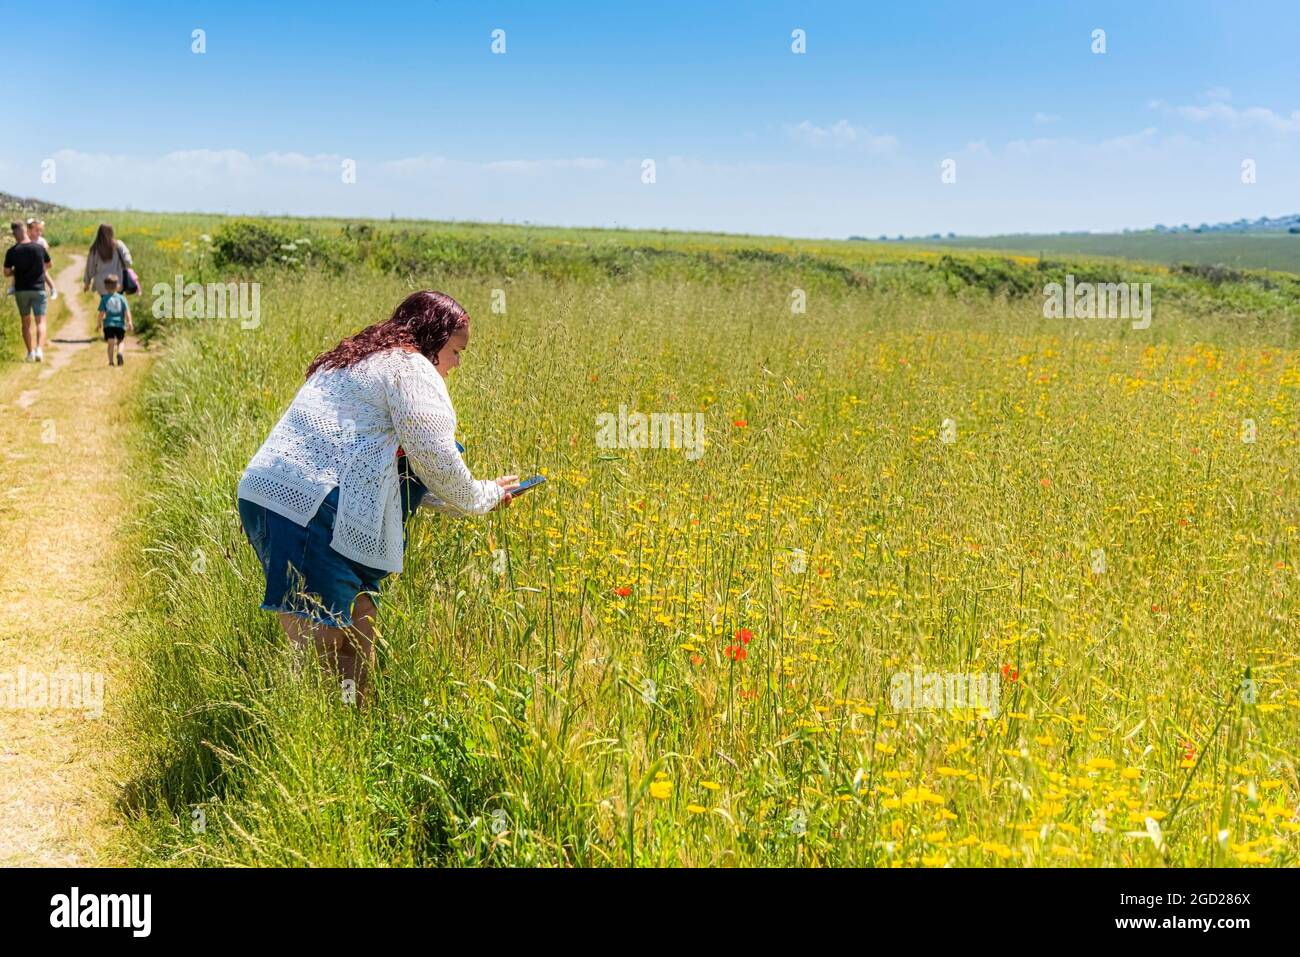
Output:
[1097, 127, 1163, 152]
[483, 157, 607, 174]
[35, 149, 627, 220]
[784, 120, 897, 153]
[51, 149, 611, 180]
[18, 127, 1298, 240]
[1151, 90, 1300, 133]
[376, 156, 450, 176]
[263, 152, 344, 171]
[1032, 112, 1061, 124]
[29, 148, 815, 233]
[1003, 127, 1172, 155]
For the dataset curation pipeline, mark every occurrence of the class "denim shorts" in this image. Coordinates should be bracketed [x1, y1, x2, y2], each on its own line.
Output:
[238, 486, 392, 629]
[15, 290, 47, 317]
[237, 468, 428, 629]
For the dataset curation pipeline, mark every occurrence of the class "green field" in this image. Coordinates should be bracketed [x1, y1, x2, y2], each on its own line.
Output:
[17, 210, 1299, 867]
[911, 231, 1300, 275]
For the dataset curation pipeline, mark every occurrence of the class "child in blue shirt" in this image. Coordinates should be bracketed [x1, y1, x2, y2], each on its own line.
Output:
[98, 274, 133, 366]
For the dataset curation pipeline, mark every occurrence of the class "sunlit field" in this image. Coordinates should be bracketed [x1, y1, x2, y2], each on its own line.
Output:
[33, 212, 1298, 867]
[914, 231, 1300, 275]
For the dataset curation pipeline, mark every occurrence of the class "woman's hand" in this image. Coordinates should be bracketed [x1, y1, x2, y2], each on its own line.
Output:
[492, 474, 520, 510]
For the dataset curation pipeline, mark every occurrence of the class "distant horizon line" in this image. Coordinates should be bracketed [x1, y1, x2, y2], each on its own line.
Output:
[3, 192, 1297, 245]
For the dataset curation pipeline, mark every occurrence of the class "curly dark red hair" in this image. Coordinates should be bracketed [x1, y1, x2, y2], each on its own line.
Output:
[306, 290, 469, 379]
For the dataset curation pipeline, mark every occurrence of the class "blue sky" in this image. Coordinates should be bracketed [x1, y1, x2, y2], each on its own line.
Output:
[8, 0, 1300, 237]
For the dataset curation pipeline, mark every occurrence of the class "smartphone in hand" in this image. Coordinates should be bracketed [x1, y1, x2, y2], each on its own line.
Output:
[509, 475, 547, 497]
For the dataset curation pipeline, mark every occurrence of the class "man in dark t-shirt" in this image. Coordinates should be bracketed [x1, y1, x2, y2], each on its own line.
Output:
[3, 221, 52, 361]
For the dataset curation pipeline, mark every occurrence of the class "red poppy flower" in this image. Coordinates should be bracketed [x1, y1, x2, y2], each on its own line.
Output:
[735, 628, 753, 645]
[734, 419, 747, 428]
[614, 586, 632, 597]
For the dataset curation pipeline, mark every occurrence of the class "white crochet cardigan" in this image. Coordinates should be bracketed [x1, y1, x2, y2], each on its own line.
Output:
[237, 348, 504, 573]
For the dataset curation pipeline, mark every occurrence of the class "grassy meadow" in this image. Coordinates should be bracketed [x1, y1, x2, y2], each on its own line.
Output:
[23, 211, 1300, 867]
[912, 230, 1300, 275]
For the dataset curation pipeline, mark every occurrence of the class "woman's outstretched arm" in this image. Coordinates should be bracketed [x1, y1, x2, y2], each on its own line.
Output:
[385, 351, 505, 516]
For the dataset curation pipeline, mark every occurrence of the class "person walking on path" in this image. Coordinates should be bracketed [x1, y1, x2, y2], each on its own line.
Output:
[3, 221, 52, 362]
[97, 275, 133, 367]
[82, 224, 133, 296]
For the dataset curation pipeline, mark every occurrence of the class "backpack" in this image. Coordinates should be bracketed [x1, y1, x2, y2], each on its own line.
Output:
[103, 292, 128, 325]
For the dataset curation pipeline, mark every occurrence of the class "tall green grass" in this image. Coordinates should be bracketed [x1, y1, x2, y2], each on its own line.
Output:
[105, 214, 1300, 867]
